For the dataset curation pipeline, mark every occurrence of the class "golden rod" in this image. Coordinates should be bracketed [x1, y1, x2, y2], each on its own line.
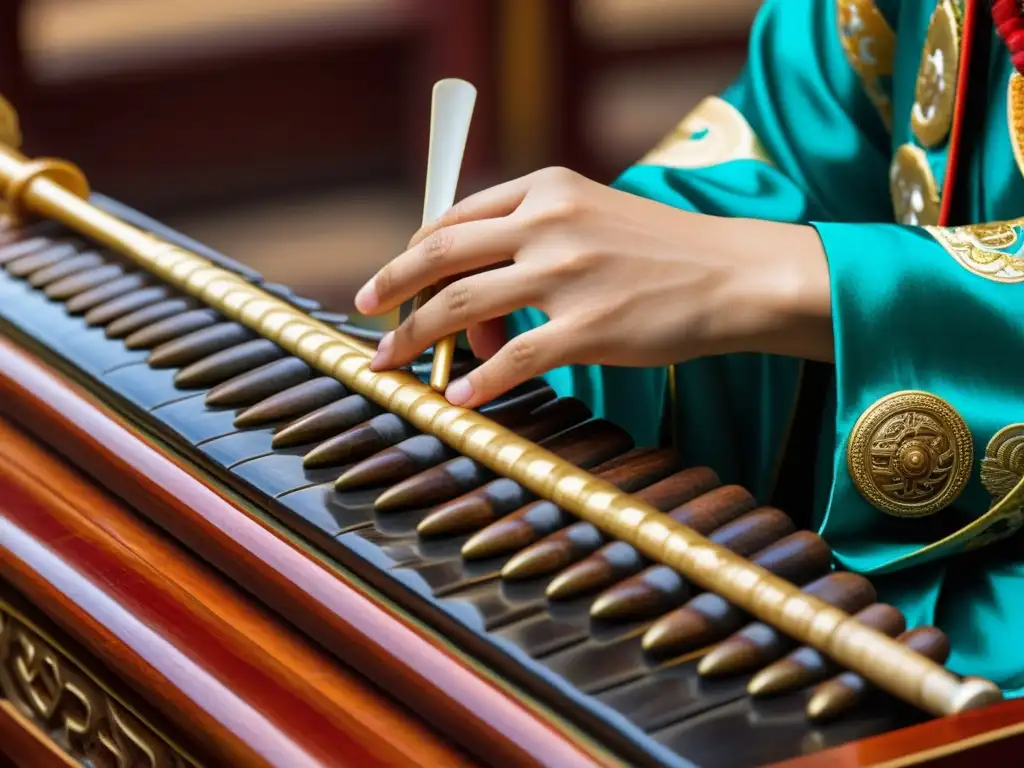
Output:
[0, 144, 1004, 719]
[430, 333, 456, 392]
[411, 285, 455, 391]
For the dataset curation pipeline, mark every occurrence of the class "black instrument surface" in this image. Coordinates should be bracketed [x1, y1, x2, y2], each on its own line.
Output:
[0, 200, 924, 768]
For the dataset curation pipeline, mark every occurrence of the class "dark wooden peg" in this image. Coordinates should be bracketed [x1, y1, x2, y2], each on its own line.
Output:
[234, 377, 347, 429]
[270, 394, 382, 449]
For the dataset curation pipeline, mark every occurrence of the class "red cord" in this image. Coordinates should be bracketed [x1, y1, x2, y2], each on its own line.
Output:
[939, 0, 980, 224]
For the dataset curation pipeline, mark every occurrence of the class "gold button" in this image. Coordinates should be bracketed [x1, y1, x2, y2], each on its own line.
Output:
[890, 144, 940, 226]
[847, 391, 973, 518]
[911, 0, 960, 148]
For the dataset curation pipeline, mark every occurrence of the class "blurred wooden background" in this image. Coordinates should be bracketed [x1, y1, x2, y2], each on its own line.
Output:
[2, 0, 760, 312]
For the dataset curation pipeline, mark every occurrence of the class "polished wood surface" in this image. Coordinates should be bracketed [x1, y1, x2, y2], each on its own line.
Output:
[773, 698, 1024, 766]
[0, 334, 610, 767]
[0, 702, 79, 768]
[0, 411, 472, 766]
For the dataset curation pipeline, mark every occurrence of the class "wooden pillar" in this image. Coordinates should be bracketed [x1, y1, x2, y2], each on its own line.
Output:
[498, 0, 568, 175]
[408, 0, 500, 189]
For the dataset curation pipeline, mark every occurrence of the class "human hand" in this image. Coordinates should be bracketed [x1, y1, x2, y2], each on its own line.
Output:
[355, 167, 831, 408]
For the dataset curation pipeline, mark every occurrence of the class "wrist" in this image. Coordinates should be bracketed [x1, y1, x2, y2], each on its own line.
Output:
[727, 219, 834, 362]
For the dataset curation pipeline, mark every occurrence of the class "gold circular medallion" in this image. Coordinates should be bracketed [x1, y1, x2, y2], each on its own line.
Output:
[836, 0, 897, 129]
[890, 144, 940, 226]
[911, 0, 960, 148]
[1009, 73, 1024, 181]
[847, 390, 973, 518]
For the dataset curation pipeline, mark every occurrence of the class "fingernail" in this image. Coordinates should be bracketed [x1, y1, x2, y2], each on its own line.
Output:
[355, 279, 378, 314]
[446, 377, 474, 405]
[371, 332, 393, 369]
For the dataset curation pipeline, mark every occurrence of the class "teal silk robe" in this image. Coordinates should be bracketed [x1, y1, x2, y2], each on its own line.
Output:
[508, 0, 1024, 695]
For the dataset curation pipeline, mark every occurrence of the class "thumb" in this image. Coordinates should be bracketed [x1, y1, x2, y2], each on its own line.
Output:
[445, 322, 568, 409]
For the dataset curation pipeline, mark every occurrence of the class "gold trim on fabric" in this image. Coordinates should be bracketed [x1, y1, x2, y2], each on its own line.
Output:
[0, 142, 1004, 720]
[639, 97, 772, 170]
[0, 594, 200, 768]
[847, 390, 973, 519]
[1009, 73, 1024, 181]
[925, 218, 1024, 283]
[836, 0, 896, 130]
[890, 144, 941, 226]
[911, 0, 961, 148]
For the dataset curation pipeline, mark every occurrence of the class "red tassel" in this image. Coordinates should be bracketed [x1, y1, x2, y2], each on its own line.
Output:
[993, 0, 1017, 22]
[995, 0, 1024, 74]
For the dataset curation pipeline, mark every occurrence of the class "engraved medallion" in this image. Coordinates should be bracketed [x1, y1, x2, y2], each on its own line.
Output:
[1009, 72, 1024, 180]
[847, 391, 973, 518]
[890, 144, 940, 226]
[912, 0, 960, 148]
[967, 424, 1024, 550]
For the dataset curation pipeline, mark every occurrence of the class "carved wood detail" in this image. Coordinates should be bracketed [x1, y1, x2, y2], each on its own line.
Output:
[0, 594, 197, 768]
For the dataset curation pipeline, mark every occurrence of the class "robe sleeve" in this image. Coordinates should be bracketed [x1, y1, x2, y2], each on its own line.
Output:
[816, 219, 1024, 571]
[507, 0, 899, 454]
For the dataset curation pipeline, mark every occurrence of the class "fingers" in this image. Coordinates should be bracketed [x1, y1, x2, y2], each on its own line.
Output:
[355, 217, 519, 316]
[370, 267, 535, 370]
[445, 321, 569, 408]
[407, 174, 534, 249]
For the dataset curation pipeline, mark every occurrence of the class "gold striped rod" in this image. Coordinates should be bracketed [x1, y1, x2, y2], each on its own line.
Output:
[0, 143, 1004, 719]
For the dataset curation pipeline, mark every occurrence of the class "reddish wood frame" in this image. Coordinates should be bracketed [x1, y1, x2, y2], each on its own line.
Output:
[1, 332, 1024, 766]
[0, 417, 477, 767]
[0, 335, 607, 766]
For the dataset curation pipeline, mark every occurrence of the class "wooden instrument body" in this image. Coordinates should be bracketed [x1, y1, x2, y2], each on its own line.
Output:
[1, 203, 1024, 767]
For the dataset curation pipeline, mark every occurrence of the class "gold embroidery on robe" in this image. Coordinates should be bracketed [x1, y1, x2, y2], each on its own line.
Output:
[639, 97, 772, 170]
[926, 219, 1024, 283]
[836, 0, 896, 130]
